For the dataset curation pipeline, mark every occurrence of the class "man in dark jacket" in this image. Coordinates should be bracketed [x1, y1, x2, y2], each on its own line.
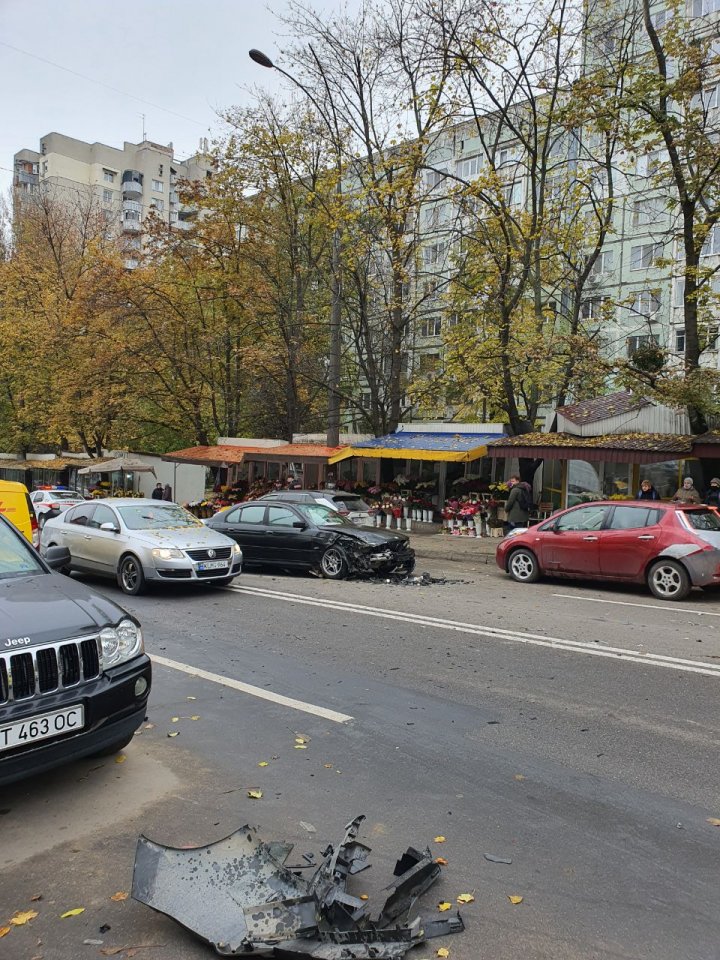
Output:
[705, 478, 720, 507]
[637, 479, 660, 500]
[504, 475, 532, 533]
[151, 482, 164, 500]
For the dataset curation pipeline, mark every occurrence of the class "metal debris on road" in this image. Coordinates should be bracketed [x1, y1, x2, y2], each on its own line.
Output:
[367, 572, 469, 587]
[132, 814, 465, 958]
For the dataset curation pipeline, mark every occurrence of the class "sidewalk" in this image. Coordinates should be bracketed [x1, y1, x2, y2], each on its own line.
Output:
[405, 525, 499, 564]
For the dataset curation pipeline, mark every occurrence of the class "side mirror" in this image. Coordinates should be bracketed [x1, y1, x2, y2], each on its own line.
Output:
[292, 521, 307, 529]
[100, 522, 120, 533]
[45, 546, 71, 570]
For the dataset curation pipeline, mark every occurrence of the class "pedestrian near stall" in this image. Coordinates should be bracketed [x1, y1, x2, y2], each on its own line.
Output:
[704, 478, 720, 507]
[162, 483, 173, 501]
[504, 475, 532, 534]
[151, 482, 164, 500]
[636, 479, 660, 500]
[673, 477, 701, 504]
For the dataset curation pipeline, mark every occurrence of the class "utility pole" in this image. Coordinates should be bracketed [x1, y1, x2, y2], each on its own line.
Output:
[249, 48, 343, 447]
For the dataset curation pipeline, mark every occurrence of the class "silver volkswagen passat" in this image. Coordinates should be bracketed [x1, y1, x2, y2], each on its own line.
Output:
[40, 498, 242, 595]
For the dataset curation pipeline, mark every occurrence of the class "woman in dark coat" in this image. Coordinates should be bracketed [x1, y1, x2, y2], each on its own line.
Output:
[636, 479, 660, 500]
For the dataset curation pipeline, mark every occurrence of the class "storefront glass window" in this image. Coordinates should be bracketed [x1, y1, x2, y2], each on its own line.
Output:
[639, 460, 680, 499]
[602, 462, 631, 498]
[567, 460, 602, 506]
[541, 460, 563, 509]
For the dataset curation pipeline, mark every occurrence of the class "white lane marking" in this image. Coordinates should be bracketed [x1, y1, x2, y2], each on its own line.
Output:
[228, 584, 720, 679]
[151, 653, 354, 724]
[552, 593, 720, 618]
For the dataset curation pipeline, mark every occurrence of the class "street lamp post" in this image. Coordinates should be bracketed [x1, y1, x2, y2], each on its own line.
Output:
[249, 48, 342, 448]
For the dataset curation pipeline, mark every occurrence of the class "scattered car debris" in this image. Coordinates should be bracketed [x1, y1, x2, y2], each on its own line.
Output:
[132, 814, 464, 958]
[366, 572, 469, 587]
[483, 854, 512, 865]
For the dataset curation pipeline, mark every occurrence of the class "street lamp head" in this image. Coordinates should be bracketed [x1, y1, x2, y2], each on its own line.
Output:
[249, 49, 274, 69]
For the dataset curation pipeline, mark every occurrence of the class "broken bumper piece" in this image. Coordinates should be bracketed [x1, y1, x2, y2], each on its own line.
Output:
[132, 814, 464, 958]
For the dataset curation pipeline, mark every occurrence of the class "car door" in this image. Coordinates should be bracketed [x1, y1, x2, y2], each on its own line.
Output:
[217, 504, 269, 562]
[598, 505, 663, 580]
[265, 504, 317, 567]
[541, 503, 611, 576]
[83, 503, 123, 574]
[55, 503, 97, 568]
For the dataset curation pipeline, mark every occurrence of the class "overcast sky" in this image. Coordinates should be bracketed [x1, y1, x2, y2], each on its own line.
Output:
[0, 0, 358, 196]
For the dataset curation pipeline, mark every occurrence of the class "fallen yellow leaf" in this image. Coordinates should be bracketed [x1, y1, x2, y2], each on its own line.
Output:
[435, 857, 448, 866]
[360, 894, 369, 901]
[144, 723, 155, 730]
[167, 731, 179, 738]
[60, 907, 85, 918]
[507, 895, 523, 905]
[324, 763, 334, 768]
[190, 715, 200, 721]
[295, 735, 310, 744]
[457, 893, 475, 904]
[186, 696, 196, 701]
[514, 774, 526, 781]
[30, 895, 43, 902]
[247, 790, 263, 799]
[10, 910, 38, 926]
[171, 717, 179, 723]
[0, 925, 10, 937]
[110, 892, 128, 902]
[115, 755, 126, 764]
[437, 949, 450, 958]
[294, 745, 307, 750]
[438, 902, 452, 912]
[706, 818, 720, 826]
[433, 836, 446, 843]
[258, 761, 269, 767]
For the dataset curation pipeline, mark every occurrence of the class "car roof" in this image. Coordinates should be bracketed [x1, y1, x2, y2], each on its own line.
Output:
[566, 500, 706, 511]
[83, 498, 171, 506]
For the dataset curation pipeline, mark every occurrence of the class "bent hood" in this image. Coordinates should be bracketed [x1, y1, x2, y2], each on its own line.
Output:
[335, 526, 409, 547]
[0, 574, 129, 648]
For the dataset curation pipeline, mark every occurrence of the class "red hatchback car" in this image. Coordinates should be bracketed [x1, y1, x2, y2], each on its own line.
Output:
[496, 501, 720, 601]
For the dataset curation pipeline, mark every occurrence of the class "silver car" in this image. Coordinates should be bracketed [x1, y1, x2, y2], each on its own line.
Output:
[40, 498, 242, 595]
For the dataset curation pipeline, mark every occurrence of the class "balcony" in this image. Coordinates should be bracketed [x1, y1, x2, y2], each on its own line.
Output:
[122, 199, 142, 215]
[122, 218, 141, 234]
[15, 170, 38, 185]
[121, 171, 143, 197]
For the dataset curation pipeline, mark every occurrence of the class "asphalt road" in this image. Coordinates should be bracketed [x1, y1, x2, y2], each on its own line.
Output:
[2, 558, 720, 960]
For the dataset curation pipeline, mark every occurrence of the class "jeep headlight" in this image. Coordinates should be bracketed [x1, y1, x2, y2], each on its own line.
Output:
[100, 619, 143, 667]
[151, 547, 184, 560]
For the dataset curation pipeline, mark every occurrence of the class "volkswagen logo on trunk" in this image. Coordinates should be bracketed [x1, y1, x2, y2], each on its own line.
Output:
[207, 549, 216, 559]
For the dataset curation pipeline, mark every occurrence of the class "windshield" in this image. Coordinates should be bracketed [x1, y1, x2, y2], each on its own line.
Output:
[117, 504, 202, 530]
[48, 491, 83, 500]
[297, 504, 353, 527]
[0, 520, 45, 580]
[332, 496, 371, 512]
[681, 508, 720, 531]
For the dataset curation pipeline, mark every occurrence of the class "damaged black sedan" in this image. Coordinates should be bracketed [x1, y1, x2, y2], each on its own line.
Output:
[206, 501, 415, 580]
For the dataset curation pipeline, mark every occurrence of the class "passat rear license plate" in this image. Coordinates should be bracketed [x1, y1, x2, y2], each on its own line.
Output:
[197, 560, 229, 571]
[0, 705, 84, 752]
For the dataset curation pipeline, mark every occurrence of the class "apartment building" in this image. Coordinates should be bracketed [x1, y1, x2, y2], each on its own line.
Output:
[13, 133, 213, 265]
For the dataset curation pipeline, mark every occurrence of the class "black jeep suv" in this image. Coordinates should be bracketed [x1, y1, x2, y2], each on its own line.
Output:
[0, 514, 151, 785]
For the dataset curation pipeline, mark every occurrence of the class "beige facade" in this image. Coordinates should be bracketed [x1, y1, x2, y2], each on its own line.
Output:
[13, 133, 213, 264]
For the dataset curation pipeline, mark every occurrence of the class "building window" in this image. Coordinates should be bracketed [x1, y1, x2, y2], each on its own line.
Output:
[420, 317, 442, 338]
[103, 169, 116, 183]
[652, 6, 673, 27]
[124, 211, 140, 222]
[704, 324, 719, 349]
[701, 224, 720, 257]
[591, 249, 615, 274]
[418, 352, 441, 375]
[424, 169, 446, 190]
[630, 242, 663, 270]
[627, 334, 660, 356]
[632, 198, 664, 227]
[635, 151, 662, 177]
[425, 206, 441, 229]
[457, 155, 482, 179]
[501, 181, 522, 206]
[581, 296, 610, 319]
[424, 243, 445, 265]
[151, 199, 165, 213]
[152, 179, 164, 192]
[102, 188, 113, 203]
[690, 0, 720, 15]
[675, 329, 686, 352]
[632, 291, 661, 317]
[423, 280, 438, 299]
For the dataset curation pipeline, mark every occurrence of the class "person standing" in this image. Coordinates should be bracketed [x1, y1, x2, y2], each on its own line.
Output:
[504, 475, 532, 533]
[636, 479, 660, 500]
[704, 478, 720, 507]
[162, 483, 173, 501]
[673, 477, 701, 503]
[151, 482, 164, 500]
